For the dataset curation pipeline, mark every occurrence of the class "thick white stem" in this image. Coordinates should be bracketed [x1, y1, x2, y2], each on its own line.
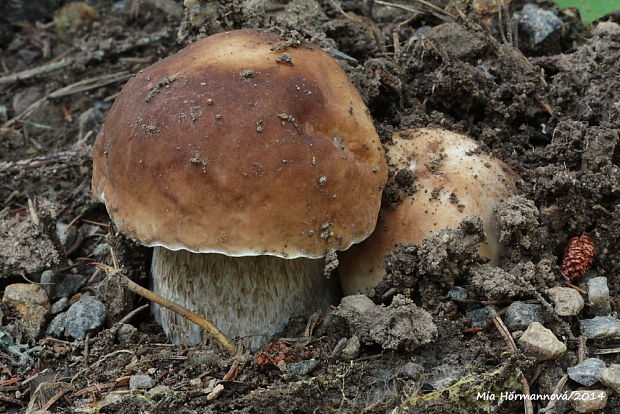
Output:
[151, 247, 340, 349]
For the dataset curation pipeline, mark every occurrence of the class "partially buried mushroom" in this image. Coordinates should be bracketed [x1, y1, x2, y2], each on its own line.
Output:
[339, 128, 518, 295]
[92, 30, 387, 349]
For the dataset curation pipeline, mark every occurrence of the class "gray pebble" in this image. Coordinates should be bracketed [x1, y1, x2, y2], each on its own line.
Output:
[580, 316, 620, 340]
[588, 277, 611, 316]
[519, 4, 563, 44]
[448, 286, 469, 301]
[54, 274, 85, 299]
[0, 105, 7, 123]
[129, 375, 154, 390]
[504, 302, 546, 331]
[288, 359, 319, 376]
[92, 243, 110, 258]
[64, 295, 106, 339]
[341, 335, 360, 360]
[116, 323, 138, 345]
[568, 358, 606, 386]
[46, 312, 67, 337]
[50, 297, 69, 314]
[466, 306, 497, 329]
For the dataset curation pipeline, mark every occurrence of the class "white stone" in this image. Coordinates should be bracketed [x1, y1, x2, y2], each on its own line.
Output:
[548, 286, 584, 316]
[597, 364, 620, 394]
[518, 322, 566, 360]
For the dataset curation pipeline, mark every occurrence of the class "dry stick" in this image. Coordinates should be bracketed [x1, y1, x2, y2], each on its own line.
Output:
[577, 335, 586, 363]
[393, 13, 419, 56]
[41, 386, 71, 411]
[491, 314, 533, 414]
[94, 263, 236, 355]
[117, 303, 149, 325]
[592, 347, 620, 355]
[2, 71, 131, 129]
[540, 375, 569, 413]
[375, 0, 455, 21]
[0, 58, 74, 85]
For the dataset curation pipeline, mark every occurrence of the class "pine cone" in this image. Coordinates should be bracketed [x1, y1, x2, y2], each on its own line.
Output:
[561, 234, 595, 281]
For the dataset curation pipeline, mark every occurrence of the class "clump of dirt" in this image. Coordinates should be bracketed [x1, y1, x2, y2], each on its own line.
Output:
[379, 216, 486, 304]
[334, 294, 437, 351]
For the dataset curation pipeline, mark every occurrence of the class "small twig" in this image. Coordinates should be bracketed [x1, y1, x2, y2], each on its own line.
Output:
[94, 263, 236, 354]
[83, 333, 91, 366]
[592, 347, 620, 355]
[562, 279, 587, 294]
[491, 315, 517, 351]
[0, 58, 74, 86]
[222, 361, 239, 381]
[41, 385, 70, 411]
[492, 314, 533, 414]
[393, 13, 419, 56]
[117, 303, 149, 325]
[540, 375, 568, 413]
[578, 336, 586, 363]
[375, 0, 455, 20]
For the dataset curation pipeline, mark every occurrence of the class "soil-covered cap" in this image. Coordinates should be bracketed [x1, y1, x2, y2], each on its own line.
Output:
[92, 29, 387, 258]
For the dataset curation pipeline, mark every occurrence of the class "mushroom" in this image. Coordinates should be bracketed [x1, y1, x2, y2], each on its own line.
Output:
[92, 30, 387, 349]
[339, 128, 518, 295]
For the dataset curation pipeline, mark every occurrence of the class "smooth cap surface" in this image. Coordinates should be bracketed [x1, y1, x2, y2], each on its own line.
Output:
[92, 29, 387, 258]
[340, 128, 518, 294]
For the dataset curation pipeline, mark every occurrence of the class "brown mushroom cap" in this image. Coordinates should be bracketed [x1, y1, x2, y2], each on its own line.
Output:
[92, 29, 387, 258]
[339, 128, 519, 295]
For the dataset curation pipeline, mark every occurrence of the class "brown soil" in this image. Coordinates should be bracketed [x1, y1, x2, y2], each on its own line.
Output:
[1, 0, 620, 413]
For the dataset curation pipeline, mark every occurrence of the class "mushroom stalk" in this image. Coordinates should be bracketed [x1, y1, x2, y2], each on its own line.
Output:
[151, 247, 340, 350]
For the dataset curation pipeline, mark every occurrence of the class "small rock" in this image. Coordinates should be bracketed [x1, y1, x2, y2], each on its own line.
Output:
[46, 313, 67, 337]
[519, 4, 563, 44]
[518, 322, 566, 360]
[92, 243, 110, 258]
[466, 306, 497, 329]
[341, 335, 360, 360]
[568, 358, 606, 386]
[588, 277, 611, 316]
[592, 21, 620, 36]
[580, 316, 620, 340]
[189, 377, 202, 387]
[335, 295, 437, 351]
[289, 359, 319, 376]
[548, 286, 584, 316]
[3, 283, 49, 308]
[447, 286, 469, 300]
[116, 323, 138, 344]
[78, 105, 104, 140]
[148, 385, 171, 396]
[55, 222, 76, 250]
[597, 364, 620, 394]
[400, 362, 424, 380]
[0, 105, 7, 122]
[3, 283, 50, 340]
[50, 297, 69, 314]
[53, 274, 85, 298]
[206, 383, 224, 400]
[129, 375, 154, 390]
[40, 270, 56, 298]
[504, 302, 546, 331]
[63, 295, 106, 339]
[570, 390, 608, 413]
